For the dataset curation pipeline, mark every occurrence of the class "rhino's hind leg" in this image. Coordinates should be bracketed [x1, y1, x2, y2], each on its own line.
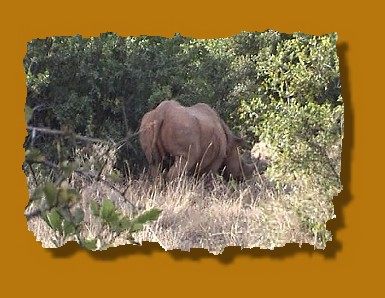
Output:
[149, 162, 162, 179]
[166, 156, 197, 181]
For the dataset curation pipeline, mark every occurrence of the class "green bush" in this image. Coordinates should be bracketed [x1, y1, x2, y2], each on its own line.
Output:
[253, 32, 340, 105]
[24, 31, 342, 181]
[24, 135, 162, 250]
[240, 97, 343, 192]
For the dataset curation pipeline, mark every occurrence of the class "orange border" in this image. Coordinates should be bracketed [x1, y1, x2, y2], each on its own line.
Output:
[2, 0, 379, 296]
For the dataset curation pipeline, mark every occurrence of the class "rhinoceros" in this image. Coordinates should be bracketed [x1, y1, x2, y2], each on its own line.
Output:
[139, 100, 255, 181]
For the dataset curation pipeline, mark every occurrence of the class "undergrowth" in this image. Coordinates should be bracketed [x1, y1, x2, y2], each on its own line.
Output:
[25, 143, 337, 254]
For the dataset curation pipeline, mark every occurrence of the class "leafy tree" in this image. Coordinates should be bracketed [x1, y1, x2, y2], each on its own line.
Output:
[24, 31, 342, 185]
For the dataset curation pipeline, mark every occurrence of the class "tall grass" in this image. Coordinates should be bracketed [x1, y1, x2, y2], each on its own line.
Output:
[26, 151, 336, 254]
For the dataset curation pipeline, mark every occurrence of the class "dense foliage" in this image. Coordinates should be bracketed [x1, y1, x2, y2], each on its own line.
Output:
[24, 31, 342, 189]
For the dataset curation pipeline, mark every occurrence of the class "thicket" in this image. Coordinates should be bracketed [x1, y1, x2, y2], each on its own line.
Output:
[24, 31, 342, 179]
[24, 31, 343, 249]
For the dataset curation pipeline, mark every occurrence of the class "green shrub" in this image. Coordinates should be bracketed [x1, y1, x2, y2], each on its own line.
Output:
[24, 126, 162, 250]
[240, 97, 343, 192]
[24, 31, 342, 181]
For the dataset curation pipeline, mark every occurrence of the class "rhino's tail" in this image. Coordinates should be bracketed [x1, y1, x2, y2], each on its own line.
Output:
[139, 112, 153, 164]
[149, 116, 164, 163]
[139, 106, 164, 165]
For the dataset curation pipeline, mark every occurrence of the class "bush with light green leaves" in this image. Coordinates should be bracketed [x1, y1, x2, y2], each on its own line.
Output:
[237, 32, 342, 193]
[240, 97, 343, 193]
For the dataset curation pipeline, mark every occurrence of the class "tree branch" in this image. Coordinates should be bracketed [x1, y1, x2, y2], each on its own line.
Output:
[26, 126, 109, 144]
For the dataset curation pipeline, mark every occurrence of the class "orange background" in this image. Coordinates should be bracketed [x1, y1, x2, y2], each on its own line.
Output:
[1, 0, 380, 296]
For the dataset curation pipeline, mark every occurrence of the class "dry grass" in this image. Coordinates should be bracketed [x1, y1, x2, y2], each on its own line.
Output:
[26, 167, 337, 254]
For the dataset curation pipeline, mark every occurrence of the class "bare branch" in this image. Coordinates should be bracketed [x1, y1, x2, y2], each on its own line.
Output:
[26, 126, 110, 144]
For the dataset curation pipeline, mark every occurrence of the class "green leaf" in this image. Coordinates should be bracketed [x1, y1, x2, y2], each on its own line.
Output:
[130, 223, 144, 233]
[73, 208, 85, 226]
[25, 148, 44, 162]
[119, 216, 132, 230]
[130, 208, 162, 232]
[109, 219, 122, 233]
[109, 211, 120, 223]
[43, 182, 58, 207]
[79, 238, 98, 250]
[134, 208, 162, 224]
[63, 220, 76, 237]
[100, 199, 115, 220]
[46, 208, 63, 232]
[57, 206, 73, 223]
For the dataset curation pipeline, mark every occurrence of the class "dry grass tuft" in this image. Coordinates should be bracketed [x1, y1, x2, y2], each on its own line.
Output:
[26, 166, 337, 254]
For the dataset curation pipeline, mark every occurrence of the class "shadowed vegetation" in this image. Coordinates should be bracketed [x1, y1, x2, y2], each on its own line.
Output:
[24, 31, 343, 253]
